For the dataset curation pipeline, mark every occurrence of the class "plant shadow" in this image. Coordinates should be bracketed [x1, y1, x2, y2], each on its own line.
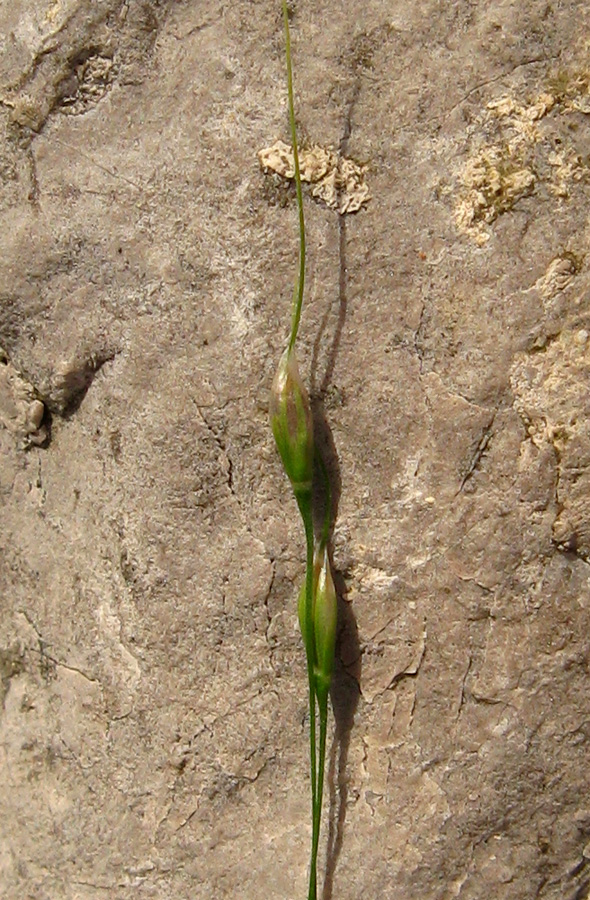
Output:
[310, 209, 361, 900]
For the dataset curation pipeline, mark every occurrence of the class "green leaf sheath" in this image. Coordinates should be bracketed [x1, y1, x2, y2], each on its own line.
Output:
[270, 348, 314, 493]
[303, 505, 318, 900]
[297, 491, 317, 807]
[297, 535, 337, 900]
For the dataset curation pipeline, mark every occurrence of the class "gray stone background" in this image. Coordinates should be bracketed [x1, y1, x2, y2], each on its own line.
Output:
[1, 1, 590, 898]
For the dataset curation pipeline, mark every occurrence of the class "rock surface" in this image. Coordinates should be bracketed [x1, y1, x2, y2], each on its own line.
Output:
[1, 2, 590, 898]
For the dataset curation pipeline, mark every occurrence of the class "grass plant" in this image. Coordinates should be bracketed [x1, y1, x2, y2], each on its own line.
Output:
[269, 4, 337, 898]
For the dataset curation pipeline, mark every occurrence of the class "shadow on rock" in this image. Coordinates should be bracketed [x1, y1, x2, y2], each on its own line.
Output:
[323, 575, 360, 900]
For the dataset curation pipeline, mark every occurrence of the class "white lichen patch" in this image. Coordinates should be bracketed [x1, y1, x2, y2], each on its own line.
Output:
[258, 140, 370, 213]
[454, 77, 590, 243]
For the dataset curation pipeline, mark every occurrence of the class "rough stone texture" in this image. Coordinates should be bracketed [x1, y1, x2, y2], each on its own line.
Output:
[1, 2, 590, 899]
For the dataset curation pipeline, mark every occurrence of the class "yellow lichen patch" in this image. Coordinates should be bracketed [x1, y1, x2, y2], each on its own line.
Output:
[454, 72, 590, 243]
[569, 93, 590, 114]
[258, 140, 370, 214]
[547, 67, 590, 112]
[45, 1, 61, 23]
[454, 146, 535, 245]
[487, 92, 556, 143]
[547, 147, 585, 197]
[44, 0, 70, 25]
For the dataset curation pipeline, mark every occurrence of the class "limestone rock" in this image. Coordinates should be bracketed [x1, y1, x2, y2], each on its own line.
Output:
[1, 2, 590, 899]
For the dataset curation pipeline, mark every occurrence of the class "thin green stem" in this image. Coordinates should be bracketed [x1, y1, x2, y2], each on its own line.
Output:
[282, 0, 306, 353]
[310, 691, 329, 899]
